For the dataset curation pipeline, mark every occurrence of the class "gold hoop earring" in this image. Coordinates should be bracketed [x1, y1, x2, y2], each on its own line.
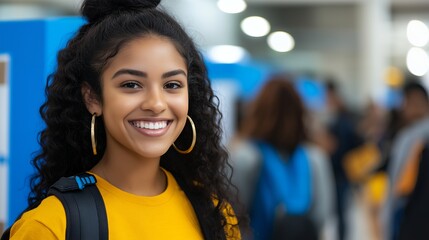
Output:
[91, 113, 97, 155]
[173, 115, 196, 154]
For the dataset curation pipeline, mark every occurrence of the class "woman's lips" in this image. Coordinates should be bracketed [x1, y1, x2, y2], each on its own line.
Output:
[129, 120, 171, 137]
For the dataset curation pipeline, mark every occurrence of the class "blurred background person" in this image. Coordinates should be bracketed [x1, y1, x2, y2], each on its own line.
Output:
[399, 80, 429, 126]
[340, 99, 387, 240]
[382, 79, 429, 240]
[228, 74, 336, 240]
[322, 80, 364, 240]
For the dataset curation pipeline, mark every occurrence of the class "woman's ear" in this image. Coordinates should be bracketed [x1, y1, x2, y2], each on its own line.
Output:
[81, 82, 102, 115]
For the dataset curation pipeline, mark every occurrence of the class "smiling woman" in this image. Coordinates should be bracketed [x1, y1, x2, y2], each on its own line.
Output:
[1, 0, 241, 239]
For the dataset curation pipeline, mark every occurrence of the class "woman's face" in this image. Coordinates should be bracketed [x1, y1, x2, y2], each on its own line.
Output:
[97, 35, 188, 160]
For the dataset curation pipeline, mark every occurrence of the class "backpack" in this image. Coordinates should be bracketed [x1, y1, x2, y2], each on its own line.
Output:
[250, 142, 318, 240]
[1, 172, 214, 240]
[1, 173, 107, 240]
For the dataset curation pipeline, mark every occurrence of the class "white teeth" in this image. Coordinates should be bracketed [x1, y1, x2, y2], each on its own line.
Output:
[132, 121, 167, 130]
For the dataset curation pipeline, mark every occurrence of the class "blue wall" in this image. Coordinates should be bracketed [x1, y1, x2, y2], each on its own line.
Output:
[0, 17, 84, 226]
[206, 61, 326, 111]
[206, 61, 273, 100]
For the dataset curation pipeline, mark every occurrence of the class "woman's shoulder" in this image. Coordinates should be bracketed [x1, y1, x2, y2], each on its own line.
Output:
[10, 196, 65, 239]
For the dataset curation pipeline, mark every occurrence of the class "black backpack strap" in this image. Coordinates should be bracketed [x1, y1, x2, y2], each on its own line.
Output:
[47, 173, 108, 240]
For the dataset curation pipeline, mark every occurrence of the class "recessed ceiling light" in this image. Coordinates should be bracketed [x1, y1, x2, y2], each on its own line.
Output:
[241, 16, 271, 37]
[407, 47, 429, 76]
[407, 20, 429, 47]
[206, 45, 249, 64]
[217, 0, 247, 14]
[267, 31, 295, 52]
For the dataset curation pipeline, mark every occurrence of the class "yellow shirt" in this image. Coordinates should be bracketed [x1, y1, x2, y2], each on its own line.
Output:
[10, 170, 240, 239]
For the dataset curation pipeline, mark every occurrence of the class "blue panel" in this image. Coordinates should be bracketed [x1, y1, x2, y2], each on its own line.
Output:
[294, 76, 326, 111]
[205, 61, 273, 100]
[44, 17, 85, 77]
[0, 17, 83, 226]
[0, 20, 46, 225]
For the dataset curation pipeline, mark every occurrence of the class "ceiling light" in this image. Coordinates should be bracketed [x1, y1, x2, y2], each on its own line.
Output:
[206, 45, 248, 64]
[267, 31, 295, 52]
[217, 0, 247, 14]
[241, 16, 271, 37]
[407, 47, 429, 76]
[407, 20, 429, 47]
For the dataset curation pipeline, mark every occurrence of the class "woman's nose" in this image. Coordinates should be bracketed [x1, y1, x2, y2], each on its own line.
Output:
[140, 87, 167, 114]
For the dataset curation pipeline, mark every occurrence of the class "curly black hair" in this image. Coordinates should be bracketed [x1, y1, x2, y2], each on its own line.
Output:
[26, 0, 238, 239]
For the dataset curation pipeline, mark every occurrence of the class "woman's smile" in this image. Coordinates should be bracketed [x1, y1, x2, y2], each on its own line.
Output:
[129, 119, 172, 137]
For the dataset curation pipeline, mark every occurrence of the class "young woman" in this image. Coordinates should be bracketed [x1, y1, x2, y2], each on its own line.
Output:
[5, 0, 240, 239]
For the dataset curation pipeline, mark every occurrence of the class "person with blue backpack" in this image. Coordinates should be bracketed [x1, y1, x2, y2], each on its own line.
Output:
[229, 75, 336, 240]
[2, 0, 241, 239]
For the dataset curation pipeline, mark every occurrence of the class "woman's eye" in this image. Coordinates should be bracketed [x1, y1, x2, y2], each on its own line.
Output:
[121, 82, 140, 89]
[164, 82, 182, 89]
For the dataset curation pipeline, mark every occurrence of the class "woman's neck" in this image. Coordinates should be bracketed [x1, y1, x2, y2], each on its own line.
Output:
[91, 152, 167, 196]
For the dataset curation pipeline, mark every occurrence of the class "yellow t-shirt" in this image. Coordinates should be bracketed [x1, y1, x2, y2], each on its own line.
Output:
[10, 170, 240, 239]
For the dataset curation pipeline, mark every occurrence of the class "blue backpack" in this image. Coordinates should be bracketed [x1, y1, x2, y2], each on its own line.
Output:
[250, 142, 317, 240]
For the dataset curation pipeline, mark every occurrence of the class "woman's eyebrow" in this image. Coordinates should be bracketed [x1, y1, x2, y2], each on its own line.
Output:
[162, 69, 187, 78]
[112, 69, 147, 79]
[112, 69, 187, 79]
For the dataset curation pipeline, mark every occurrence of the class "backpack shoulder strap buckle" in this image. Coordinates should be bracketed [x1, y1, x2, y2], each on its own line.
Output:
[48, 173, 97, 193]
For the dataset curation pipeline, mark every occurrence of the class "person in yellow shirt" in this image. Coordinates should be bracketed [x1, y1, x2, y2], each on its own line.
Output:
[2, 0, 241, 239]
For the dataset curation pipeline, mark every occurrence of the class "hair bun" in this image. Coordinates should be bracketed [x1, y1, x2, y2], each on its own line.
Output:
[81, 0, 161, 23]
